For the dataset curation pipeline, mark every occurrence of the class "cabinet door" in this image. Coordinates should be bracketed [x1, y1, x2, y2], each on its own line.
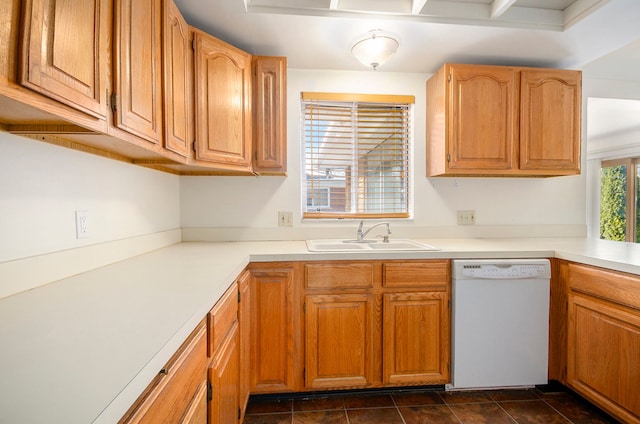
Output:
[114, 0, 163, 144]
[20, 0, 109, 118]
[193, 31, 252, 169]
[448, 65, 516, 172]
[237, 271, 251, 418]
[249, 266, 298, 393]
[305, 293, 375, 389]
[519, 69, 581, 174]
[383, 292, 449, 385]
[567, 293, 640, 423]
[119, 321, 208, 424]
[163, 0, 193, 157]
[252, 56, 287, 175]
[208, 324, 240, 424]
[179, 381, 207, 424]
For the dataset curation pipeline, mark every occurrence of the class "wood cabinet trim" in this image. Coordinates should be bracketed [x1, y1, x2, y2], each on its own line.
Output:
[568, 263, 640, 311]
[119, 319, 208, 424]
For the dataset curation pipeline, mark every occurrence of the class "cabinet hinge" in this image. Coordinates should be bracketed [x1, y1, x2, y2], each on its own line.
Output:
[110, 92, 117, 112]
[207, 381, 212, 401]
[448, 73, 451, 82]
[192, 38, 196, 51]
[303, 368, 306, 381]
[192, 141, 197, 153]
[238, 289, 241, 303]
[447, 153, 451, 162]
[238, 408, 241, 420]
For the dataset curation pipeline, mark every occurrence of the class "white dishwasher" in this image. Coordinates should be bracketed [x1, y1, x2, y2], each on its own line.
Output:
[448, 259, 551, 390]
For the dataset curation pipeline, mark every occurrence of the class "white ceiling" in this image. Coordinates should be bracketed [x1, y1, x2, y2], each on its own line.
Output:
[175, 0, 640, 78]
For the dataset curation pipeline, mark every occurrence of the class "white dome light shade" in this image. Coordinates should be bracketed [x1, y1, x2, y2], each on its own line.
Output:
[351, 30, 399, 70]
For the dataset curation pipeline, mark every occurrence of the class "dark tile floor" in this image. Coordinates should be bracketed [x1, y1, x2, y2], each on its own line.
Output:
[242, 386, 620, 424]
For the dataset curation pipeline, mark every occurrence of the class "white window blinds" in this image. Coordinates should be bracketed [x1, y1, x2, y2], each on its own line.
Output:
[302, 92, 413, 219]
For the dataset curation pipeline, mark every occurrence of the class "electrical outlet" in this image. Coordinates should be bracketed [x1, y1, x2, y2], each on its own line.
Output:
[457, 210, 476, 225]
[76, 210, 89, 238]
[278, 211, 293, 227]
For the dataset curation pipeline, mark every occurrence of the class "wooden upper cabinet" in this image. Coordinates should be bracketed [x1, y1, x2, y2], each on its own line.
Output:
[426, 63, 581, 177]
[20, 0, 110, 119]
[447, 65, 516, 172]
[193, 30, 252, 171]
[113, 0, 163, 144]
[519, 69, 581, 174]
[252, 56, 287, 175]
[162, 0, 193, 157]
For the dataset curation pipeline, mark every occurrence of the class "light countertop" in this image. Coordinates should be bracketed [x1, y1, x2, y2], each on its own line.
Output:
[1, 237, 639, 424]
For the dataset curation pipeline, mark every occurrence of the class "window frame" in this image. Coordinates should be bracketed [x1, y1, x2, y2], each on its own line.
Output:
[301, 92, 414, 220]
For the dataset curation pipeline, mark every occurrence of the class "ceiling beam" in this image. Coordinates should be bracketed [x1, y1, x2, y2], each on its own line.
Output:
[490, 0, 517, 18]
[412, 0, 429, 15]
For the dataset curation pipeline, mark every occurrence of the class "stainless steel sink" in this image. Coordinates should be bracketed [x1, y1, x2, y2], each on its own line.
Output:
[306, 239, 439, 252]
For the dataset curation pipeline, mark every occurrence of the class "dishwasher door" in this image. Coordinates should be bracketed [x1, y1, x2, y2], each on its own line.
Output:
[448, 259, 551, 390]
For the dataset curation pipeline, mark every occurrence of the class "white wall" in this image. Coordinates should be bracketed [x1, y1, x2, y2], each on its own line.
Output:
[180, 68, 587, 240]
[0, 132, 181, 263]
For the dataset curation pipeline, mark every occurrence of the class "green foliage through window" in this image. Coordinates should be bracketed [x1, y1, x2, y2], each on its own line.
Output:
[600, 159, 640, 243]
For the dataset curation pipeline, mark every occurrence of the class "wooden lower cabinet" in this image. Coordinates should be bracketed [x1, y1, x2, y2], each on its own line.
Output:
[305, 293, 376, 389]
[119, 320, 208, 424]
[249, 263, 301, 393]
[181, 381, 208, 424]
[303, 260, 451, 391]
[383, 291, 449, 385]
[237, 271, 251, 420]
[208, 324, 240, 424]
[566, 263, 640, 424]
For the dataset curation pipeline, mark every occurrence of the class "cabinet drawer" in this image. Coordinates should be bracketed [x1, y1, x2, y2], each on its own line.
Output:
[568, 263, 640, 311]
[119, 320, 208, 424]
[208, 284, 238, 357]
[305, 262, 376, 289]
[383, 261, 450, 288]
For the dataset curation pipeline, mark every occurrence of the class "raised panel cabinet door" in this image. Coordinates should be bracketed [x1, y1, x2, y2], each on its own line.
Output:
[252, 56, 287, 174]
[567, 294, 640, 423]
[163, 0, 193, 157]
[193, 31, 252, 169]
[383, 292, 450, 385]
[20, 0, 109, 118]
[249, 266, 298, 393]
[208, 325, 240, 424]
[114, 0, 163, 144]
[305, 293, 375, 389]
[519, 69, 581, 174]
[448, 65, 516, 172]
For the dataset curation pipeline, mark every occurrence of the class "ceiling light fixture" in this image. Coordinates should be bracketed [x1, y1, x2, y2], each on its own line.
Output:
[351, 29, 399, 71]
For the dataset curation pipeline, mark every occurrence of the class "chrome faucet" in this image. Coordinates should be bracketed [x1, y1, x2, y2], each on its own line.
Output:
[356, 220, 391, 242]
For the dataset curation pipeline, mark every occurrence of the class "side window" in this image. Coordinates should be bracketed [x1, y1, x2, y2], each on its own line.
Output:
[301, 92, 414, 219]
[600, 158, 640, 242]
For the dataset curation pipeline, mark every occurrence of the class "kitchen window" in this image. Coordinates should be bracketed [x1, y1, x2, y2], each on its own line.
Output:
[600, 157, 640, 242]
[301, 92, 413, 219]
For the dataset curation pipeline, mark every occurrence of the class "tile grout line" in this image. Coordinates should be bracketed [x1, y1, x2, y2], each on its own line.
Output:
[390, 393, 408, 424]
[540, 397, 576, 424]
